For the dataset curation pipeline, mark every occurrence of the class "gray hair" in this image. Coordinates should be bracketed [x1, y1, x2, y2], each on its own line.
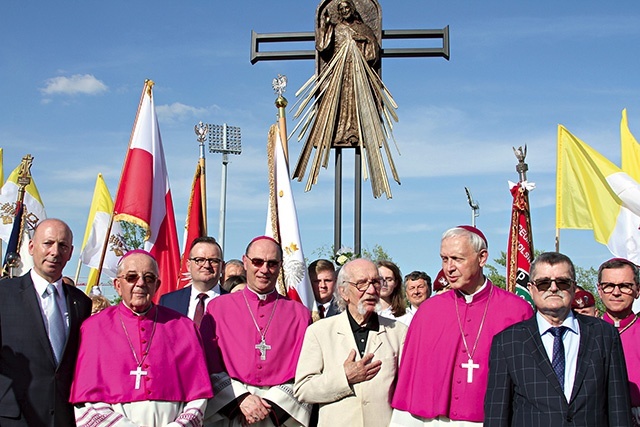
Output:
[530, 252, 575, 281]
[442, 227, 487, 253]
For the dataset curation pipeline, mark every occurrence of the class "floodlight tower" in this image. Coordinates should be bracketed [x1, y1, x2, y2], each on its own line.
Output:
[207, 124, 242, 254]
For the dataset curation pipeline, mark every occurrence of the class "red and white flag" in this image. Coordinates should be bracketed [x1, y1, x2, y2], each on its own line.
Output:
[265, 125, 316, 313]
[113, 80, 180, 302]
[178, 163, 205, 289]
[506, 180, 534, 307]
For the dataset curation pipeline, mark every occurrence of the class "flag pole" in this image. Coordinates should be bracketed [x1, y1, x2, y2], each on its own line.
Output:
[94, 80, 152, 285]
[273, 75, 289, 168]
[2, 154, 33, 277]
[197, 126, 208, 235]
[73, 258, 82, 284]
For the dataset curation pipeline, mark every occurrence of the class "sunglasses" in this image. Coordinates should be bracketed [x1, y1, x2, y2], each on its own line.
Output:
[118, 272, 158, 285]
[530, 277, 575, 292]
[246, 256, 280, 269]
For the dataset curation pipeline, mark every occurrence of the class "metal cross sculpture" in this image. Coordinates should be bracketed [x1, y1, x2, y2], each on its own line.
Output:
[251, 0, 449, 254]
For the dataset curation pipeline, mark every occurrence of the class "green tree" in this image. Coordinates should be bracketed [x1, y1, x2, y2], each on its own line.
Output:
[120, 221, 146, 250]
[310, 244, 392, 264]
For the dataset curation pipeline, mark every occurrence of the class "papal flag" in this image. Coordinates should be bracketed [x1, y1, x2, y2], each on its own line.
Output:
[79, 174, 127, 294]
[265, 125, 316, 312]
[0, 161, 46, 243]
[113, 80, 180, 302]
[621, 108, 640, 181]
[556, 125, 640, 263]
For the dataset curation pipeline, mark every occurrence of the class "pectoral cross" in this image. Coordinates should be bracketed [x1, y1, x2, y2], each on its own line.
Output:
[130, 366, 148, 390]
[461, 359, 479, 383]
[255, 337, 271, 361]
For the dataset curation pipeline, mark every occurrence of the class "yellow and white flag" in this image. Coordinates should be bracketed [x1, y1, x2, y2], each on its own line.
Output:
[265, 125, 316, 312]
[556, 125, 640, 263]
[621, 109, 640, 182]
[80, 174, 126, 293]
[0, 161, 46, 241]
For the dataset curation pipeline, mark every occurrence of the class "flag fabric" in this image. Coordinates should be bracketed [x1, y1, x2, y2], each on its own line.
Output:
[556, 125, 640, 263]
[79, 174, 127, 294]
[2, 200, 33, 276]
[621, 108, 640, 182]
[506, 180, 534, 307]
[265, 125, 316, 313]
[178, 163, 205, 289]
[0, 148, 4, 187]
[113, 80, 180, 302]
[0, 162, 46, 243]
[0, 160, 46, 275]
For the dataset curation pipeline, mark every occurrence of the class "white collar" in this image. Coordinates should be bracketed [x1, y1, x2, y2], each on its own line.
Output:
[30, 269, 63, 298]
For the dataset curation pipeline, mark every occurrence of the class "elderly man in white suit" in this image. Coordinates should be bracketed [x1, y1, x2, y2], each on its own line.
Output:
[294, 258, 407, 427]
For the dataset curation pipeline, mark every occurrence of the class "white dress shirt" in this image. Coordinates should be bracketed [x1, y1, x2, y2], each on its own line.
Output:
[536, 310, 580, 401]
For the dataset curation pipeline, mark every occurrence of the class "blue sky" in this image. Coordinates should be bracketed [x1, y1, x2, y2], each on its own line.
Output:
[2, 1, 640, 290]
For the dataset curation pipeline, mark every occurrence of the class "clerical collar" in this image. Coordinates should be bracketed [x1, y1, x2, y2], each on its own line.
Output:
[245, 286, 276, 301]
[458, 278, 488, 303]
[346, 308, 379, 332]
[603, 312, 638, 331]
[120, 301, 154, 317]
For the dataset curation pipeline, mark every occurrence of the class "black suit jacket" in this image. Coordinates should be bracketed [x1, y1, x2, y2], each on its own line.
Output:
[0, 273, 92, 427]
[484, 313, 632, 427]
[159, 284, 227, 318]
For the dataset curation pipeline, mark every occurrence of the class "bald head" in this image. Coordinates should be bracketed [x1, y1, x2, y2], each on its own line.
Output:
[29, 219, 74, 283]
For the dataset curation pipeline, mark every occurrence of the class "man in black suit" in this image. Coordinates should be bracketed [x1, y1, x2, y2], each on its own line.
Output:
[0, 218, 92, 427]
[485, 252, 632, 427]
[159, 236, 224, 326]
[309, 259, 339, 318]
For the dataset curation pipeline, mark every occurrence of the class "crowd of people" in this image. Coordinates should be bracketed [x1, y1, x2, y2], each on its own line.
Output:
[0, 219, 639, 426]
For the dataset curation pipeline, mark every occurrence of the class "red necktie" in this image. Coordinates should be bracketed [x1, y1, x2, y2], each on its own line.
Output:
[318, 305, 326, 319]
[194, 293, 209, 327]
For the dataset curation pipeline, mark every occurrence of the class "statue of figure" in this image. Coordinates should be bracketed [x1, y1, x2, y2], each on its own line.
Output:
[292, 0, 400, 199]
[316, 0, 380, 146]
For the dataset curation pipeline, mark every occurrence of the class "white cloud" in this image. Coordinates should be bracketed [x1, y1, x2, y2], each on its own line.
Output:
[155, 102, 214, 125]
[40, 74, 108, 96]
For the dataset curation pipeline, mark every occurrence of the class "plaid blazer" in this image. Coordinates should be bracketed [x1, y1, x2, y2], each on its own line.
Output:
[484, 313, 632, 427]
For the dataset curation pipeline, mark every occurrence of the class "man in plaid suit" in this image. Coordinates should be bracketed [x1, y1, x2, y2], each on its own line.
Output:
[484, 252, 632, 427]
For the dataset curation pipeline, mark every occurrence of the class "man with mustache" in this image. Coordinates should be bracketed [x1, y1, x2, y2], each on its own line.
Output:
[484, 252, 632, 426]
[391, 226, 533, 426]
[294, 258, 407, 427]
[70, 250, 212, 426]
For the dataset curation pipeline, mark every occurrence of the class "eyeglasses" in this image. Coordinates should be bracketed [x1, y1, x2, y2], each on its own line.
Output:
[530, 277, 575, 292]
[346, 278, 383, 292]
[189, 257, 222, 267]
[599, 282, 636, 295]
[246, 256, 281, 269]
[118, 272, 158, 285]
